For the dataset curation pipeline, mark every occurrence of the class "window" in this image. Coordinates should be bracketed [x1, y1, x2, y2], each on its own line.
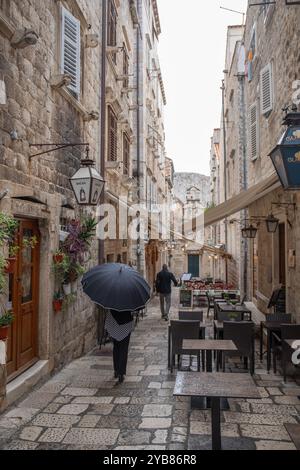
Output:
[123, 44, 129, 89]
[107, 0, 117, 63]
[260, 63, 273, 115]
[61, 6, 81, 96]
[123, 133, 130, 175]
[249, 103, 259, 160]
[108, 107, 118, 161]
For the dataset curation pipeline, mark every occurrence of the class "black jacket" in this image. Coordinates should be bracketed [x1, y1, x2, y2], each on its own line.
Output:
[156, 270, 178, 294]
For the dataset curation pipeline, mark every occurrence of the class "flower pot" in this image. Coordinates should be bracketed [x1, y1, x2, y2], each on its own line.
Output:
[53, 253, 64, 264]
[53, 299, 63, 312]
[0, 325, 9, 341]
[4, 257, 17, 274]
[63, 283, 71, 296]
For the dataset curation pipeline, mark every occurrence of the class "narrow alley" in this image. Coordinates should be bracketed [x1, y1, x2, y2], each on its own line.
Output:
[0, 292, 299, 451]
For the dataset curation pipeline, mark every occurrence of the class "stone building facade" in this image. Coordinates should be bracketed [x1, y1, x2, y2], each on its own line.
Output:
[244, 1, 300, 320]
[211, 26, 249, 292]
[135, 0, 170, 287]
[102, 0, 138, 267]
[0, 0, 103, 409]
[0, 0, 171, 410]
[172, 172, 211, 280]
[206, 2, 300, 321]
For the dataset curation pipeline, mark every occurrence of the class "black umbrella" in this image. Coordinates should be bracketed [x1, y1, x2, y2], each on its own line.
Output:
[81, 263, 151, 312]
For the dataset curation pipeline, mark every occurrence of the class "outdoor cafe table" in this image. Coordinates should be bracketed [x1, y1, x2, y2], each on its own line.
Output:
[215, 303, 252, 321]
[182, 339, 237, 410]
[182, 339, 237, 372]
[174, 372, 260, 450]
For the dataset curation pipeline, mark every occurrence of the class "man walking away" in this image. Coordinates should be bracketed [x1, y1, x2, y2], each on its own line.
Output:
[156, 264, 178, 321]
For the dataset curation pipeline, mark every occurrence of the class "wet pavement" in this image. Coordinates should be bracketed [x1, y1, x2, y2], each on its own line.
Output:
[0, 290, 299, 450]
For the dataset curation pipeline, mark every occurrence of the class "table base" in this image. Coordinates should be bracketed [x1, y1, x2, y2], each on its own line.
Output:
[191, 396, 230, 411]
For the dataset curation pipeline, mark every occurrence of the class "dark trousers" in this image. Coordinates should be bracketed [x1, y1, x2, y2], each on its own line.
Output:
[113, 334, 131, 376]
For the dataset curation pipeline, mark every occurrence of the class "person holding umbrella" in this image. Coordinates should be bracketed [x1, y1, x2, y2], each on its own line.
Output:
[82, 263, 150, 384]
[104, 309, 133, 383]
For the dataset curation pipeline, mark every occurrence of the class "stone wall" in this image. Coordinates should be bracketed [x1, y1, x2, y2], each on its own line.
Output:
[174, 173, 210, 206]
[0, 0, 102, 376]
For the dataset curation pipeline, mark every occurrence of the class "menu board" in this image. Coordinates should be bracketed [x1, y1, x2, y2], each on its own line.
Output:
[180, 289, 192, 308]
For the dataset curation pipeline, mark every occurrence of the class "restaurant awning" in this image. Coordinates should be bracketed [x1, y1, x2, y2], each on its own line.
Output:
[204, 173, 280, 227]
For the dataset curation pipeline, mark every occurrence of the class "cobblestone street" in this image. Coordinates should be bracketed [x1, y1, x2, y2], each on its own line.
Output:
[0, 291, 300, 451]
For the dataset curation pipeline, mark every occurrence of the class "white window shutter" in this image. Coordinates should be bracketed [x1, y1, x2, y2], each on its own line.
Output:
[249, 103, 258, 160]
[61, 6, 81, 95]
[260, 63, 273, 115]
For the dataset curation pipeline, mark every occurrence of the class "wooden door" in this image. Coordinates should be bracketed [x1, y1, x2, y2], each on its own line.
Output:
[6, 219, 40, 380]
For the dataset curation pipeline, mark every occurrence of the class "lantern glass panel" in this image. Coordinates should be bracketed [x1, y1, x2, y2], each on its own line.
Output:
[266, 215, 279, 233]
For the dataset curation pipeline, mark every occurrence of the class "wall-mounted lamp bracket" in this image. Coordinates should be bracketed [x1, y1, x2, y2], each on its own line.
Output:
[29, 143, 90, 160]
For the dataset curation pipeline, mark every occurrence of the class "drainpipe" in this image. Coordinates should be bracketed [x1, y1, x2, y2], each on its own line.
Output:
[221, 78, 228, 284]
[239, 72, 248, 299]
[136, 5, 142, 273]
[99, 0, 107, 265]
[136, 27, 141, 271]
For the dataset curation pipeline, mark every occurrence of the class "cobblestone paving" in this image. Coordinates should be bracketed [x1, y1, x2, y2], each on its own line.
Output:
[0, 290, 300, 450]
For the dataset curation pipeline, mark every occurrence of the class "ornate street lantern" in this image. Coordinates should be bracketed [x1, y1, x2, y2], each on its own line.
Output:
[269, 112, 300, 190]
[241, 224, 258, 239]
[70, 151, 105, 206]
[265, 214, 280, 233]
[29, 142, 105, 206]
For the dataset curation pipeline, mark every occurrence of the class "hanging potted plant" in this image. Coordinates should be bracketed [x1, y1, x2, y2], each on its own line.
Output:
[53, 250, 65, 265]
[53, 292, 64, 313]
[0, 310, 14, 341]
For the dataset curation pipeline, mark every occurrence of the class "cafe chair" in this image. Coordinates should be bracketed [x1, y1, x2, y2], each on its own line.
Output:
[260, 313, 292, 361]
[272, 324, 300, 382]
[223, 321, 255, 375]
[169, 320, 201, 373]
[178, 310, 203, 322]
